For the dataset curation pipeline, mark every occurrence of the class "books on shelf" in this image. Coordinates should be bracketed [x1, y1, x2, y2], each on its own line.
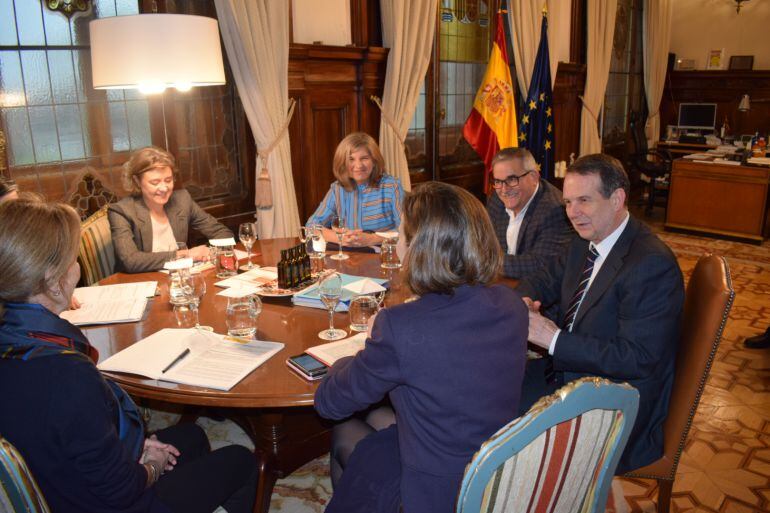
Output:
[97, 328, 284, 391]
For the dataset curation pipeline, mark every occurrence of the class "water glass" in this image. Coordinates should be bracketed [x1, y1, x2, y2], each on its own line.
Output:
[239, 222, 257, 270]
[381, 238, 400, 269]
[349, 295, 378, 332]
[330, 215, 348, 261]
[216, 244, 237, 278]
[173, 303, 194, 328]
[306, 225, 326, 273]
[169, 267, 192, 306]
[225, 295, 262, 338]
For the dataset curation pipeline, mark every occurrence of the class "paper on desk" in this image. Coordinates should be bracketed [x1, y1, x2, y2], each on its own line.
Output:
[72, 281, 157, 305]
[61, 297, 148, 325]
[217, 285, 260, 298]
[344, 278, 386, 295]
[215, 267, 278, 289]
[97, 328, 284, 391]
[306, 333, 367, 366]
[235, 249, 250, 261]
[210, 237, 236, 247]
[164, 258, 193, 270]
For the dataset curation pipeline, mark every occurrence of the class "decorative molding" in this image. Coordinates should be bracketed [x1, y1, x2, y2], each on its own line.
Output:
[45, 0, 91, 18]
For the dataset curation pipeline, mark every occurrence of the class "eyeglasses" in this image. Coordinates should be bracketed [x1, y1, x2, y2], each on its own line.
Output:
[490, 170, 532, 189]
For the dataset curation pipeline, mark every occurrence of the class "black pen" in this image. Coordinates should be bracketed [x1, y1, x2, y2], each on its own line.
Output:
[161, 348, 190, 374]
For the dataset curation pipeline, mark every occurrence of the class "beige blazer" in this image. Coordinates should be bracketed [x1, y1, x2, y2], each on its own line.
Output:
[108, 189, 233, 273]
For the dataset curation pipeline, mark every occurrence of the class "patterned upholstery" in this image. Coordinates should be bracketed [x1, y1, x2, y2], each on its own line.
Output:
[78, 206, 115, 286]
[0, 436, 49, 513]
[456, 377, 639, 513]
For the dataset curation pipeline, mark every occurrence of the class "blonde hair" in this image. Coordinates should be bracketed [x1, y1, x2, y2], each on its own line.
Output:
[332, 132, 386, 192]
[122, 146, 179, 196]
[401, 182, 502, 296]
[0, 199, 81, 320]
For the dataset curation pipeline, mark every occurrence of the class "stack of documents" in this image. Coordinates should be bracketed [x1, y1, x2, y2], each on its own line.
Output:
[97, 328, 284, 390]
[292, 274, 387, 312]
[61, 281, 157, 325]
[215, 267, 278, 296]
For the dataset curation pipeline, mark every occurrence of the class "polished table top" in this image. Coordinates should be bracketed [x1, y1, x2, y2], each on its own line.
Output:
[86, 238, 408, 409]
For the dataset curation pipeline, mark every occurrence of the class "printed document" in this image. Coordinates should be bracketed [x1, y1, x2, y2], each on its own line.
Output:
[61, 297, 148, 326]
[306, 333, 367, 366]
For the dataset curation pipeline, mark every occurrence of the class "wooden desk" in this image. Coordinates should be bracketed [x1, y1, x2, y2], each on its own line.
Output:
[85, 238, 408, 513]
[665, 159, 770, 241]
[656, 141, 718, 157]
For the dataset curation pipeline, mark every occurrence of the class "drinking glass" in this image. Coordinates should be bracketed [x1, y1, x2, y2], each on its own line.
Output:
[349, 295, 378, 332]
[318, 272, 347, 340]
[173, 303, 194, 327]
[168, 263, 192, 306]
[215, 244, 237, 278]
[380, 237, 400, 269]
[306, 224, 326, 274]
[239, 222, 257, 270]
[182, 273, 207, 329]
[330, 215, 348, 261]
[226, 295, 262, 338]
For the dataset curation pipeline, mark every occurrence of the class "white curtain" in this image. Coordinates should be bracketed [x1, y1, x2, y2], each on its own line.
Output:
[215, 0, 300, 239]
[378, 0, 437, 192]
[508, 0, 570, 94]
[579, 0, 618, 155]
[643, 0, 673, 148]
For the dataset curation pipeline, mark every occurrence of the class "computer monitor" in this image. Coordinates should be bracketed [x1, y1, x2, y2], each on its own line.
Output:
[677, 103, 717, 132]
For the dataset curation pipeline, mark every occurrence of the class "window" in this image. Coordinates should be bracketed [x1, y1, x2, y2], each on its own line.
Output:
[601, 0, 644, 150]
[405, 0, 493, 194]
[0, 0, 249, 212]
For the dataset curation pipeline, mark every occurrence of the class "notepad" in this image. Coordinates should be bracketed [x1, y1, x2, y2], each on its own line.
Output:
[61, 297, 148, 326]
[306, 333, 367, 366]
[97, 328, 284, 391]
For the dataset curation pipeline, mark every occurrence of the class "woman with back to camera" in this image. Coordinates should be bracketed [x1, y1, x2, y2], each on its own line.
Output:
[314, 182, 528, 513]
[307, 132, 403, 247]
[0, 198, 258, 513]
[109, 146, 233, 273]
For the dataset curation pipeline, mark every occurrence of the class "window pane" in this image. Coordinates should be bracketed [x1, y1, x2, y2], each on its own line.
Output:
[55, 104, 86, 159]
[126, 100, 151, 149]
[2, 107, 34, 166]
[14, 0, 45, 46]
[49, 50, 79, 104]
[0, 0, 18, 45]
[109, 101, 130, 152]
[20, 50, 53, 105]
[41, 5, 72, 45]
[28, 105, 61, 162]
[0, 51, 25, 107]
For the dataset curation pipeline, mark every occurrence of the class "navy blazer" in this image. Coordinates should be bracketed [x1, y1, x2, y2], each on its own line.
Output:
[518, 216, 684, 473]
[108, 189, 233, 273]
[315, 284, 528, 513]
[486, 179, 572, 279]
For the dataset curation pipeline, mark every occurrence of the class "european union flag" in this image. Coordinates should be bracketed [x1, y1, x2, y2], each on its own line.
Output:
[519, 12, 555, 180]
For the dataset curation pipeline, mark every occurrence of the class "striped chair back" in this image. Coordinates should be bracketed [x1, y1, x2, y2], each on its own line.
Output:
[78, 206, 115, 286]
[0, 436, 49, 513]
[456, 377, 639, 513]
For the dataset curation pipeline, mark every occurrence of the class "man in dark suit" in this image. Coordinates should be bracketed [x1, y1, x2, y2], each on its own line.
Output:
[486, 148, 572, 279]
[517, 154, 684, 474]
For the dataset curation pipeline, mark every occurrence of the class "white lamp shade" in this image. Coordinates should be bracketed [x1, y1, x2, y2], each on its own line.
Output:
[90, 14, 225, 91]
[738, 94, 751, 112]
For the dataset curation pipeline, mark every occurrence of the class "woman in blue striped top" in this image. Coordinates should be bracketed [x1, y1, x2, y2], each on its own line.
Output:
[307, 133, 404, 247]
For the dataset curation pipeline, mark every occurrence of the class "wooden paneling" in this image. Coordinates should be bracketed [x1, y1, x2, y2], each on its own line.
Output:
[288, 44, 387, 222]
[666, 159, 770, 241]
[553, 62, 587, 165]
[659, 70, 770, 141]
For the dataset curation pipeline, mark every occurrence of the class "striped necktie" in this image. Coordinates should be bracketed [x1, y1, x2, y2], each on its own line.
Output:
[562, 245, 600, 332]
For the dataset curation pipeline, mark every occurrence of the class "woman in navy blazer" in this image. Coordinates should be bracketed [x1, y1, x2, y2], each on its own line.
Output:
[314, 182, 528, 513]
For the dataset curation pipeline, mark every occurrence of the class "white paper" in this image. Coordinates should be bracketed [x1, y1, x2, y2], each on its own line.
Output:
[306, 333, 367, 366]
[374, 231, 398, 240]
[164, 257, 193, 270]
[217, 285, 260, 298]
[344, 278, 386, 294]
[97, 328, 284, 391]
[73, 281, 157, 305]
[61, 297, 148, 325]
[215, 268, 278, 289]
[210, 238, 237, 247]
[235, 249, 250, 261]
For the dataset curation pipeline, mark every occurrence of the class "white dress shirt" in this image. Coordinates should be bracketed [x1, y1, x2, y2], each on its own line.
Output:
[505, 183, 539, 255]
[548, 212, 630, 354]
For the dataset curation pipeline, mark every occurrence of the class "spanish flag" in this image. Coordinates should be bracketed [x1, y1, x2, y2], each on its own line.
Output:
[462, 5, 518, 190]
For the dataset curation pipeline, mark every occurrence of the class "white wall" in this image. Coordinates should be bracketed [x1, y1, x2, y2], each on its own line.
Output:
[292, 0, 351, 46]
[670, 0, 770, 70]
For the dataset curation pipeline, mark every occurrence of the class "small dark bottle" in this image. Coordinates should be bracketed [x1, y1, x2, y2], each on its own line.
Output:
[289, 247, 299, 288]
[279, 249, 290, 289]
[301, 244, 312, 282]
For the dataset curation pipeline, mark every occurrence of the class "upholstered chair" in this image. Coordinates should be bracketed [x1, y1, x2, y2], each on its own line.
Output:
[623, 254, 734, 513]
[0, 436, 50, 513]
[456, 377, 639, 513]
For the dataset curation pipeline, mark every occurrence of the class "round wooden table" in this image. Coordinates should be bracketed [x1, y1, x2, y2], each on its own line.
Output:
[85, 238, 407, 513]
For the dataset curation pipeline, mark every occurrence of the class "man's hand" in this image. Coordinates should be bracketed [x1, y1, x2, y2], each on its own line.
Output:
[528, 310, 558, 351]
[521, 296, 542, 312]
[344, 229, 382, 247]
[142, 434, 181, 471]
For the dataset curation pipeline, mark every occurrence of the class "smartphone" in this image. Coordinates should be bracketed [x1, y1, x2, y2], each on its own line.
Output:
[286, 353, 328, 381]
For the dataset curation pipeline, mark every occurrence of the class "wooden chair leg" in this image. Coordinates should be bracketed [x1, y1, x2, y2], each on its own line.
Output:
[656, 478, 673, 513]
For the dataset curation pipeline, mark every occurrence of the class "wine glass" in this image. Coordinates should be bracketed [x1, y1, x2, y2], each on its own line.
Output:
[182, 273, 208, 329]
[330, 215, 348, 261]
[239, 222, 257, 270]
[317, 272, 347, 340]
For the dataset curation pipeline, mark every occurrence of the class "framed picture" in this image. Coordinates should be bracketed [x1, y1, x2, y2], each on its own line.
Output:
[729, 55, 754, 71]
[675, 58, 696, 71]
[706, 49, 725, 70]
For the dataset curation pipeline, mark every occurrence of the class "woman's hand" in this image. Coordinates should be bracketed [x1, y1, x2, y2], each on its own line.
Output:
[69, 296, 81, 310]
[344, 230, 382, 247]
[188, 245, 211, 262]
[142, 434, 180, 472]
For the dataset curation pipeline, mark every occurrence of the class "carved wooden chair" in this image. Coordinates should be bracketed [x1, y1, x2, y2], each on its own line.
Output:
[456, 377, 639, 513]
[623, 254, 734, 513]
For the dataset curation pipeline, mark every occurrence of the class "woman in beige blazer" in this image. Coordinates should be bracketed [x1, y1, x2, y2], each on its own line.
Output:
[109, 147, 233, 273]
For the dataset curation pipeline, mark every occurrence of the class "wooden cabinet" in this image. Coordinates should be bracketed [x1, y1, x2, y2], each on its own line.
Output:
[666, 159, 770, 242]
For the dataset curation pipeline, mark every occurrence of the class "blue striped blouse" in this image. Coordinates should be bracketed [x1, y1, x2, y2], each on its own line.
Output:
[307, 175, 404, 231]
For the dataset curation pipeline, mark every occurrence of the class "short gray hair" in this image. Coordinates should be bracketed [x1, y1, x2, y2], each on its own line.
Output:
[490, 147, 538, 174]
